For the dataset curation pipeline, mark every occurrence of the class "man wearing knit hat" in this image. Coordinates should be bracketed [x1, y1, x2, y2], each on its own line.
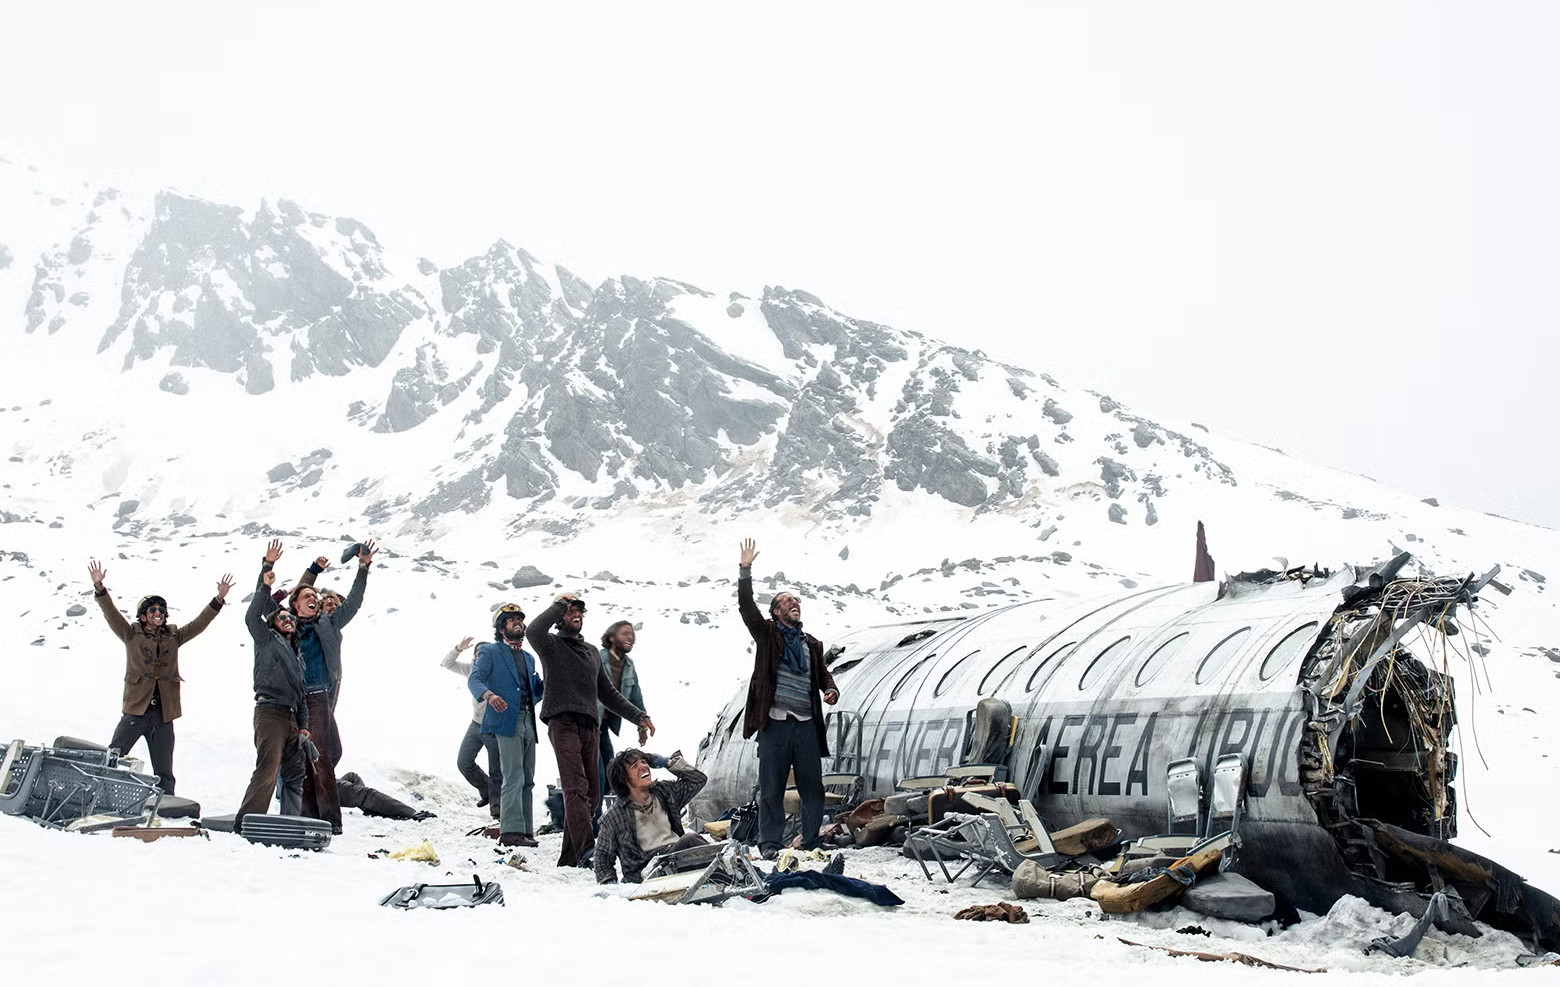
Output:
[88, 558, 233, 796]
[735, 538, 839, 859]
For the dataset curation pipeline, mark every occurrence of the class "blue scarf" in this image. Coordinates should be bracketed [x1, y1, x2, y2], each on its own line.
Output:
[778, 621, 809, 676]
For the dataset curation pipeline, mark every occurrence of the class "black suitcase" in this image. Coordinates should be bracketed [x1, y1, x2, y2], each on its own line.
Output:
[239, 813, 332, 850]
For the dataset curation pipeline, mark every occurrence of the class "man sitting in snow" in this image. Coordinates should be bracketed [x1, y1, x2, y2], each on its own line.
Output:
[594, 749, 709, 884]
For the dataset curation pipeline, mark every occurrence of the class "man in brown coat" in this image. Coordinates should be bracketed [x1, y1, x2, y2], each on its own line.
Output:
[89, 559, 234, 796]
[736, 538, 838, 859]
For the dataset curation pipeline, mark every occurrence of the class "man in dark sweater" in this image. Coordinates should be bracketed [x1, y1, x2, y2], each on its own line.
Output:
[527, 592, 655, 867]
[736, 538, 839, 859]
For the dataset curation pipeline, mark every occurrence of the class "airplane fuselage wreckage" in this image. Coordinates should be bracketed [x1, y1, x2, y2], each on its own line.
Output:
[694, 553, 1560, 950]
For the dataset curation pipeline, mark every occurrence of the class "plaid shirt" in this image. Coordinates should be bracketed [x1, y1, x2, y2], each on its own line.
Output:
[594, 756, 707, 884]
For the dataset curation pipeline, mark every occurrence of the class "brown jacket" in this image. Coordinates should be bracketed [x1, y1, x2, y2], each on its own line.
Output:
[737, 570, 836, 755]
[95, 590, 223, 721]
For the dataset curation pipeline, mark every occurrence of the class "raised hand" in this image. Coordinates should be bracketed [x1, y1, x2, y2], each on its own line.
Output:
[639, 716, 656, 739]
[357, 539, 378, 568]
[457, 636, 474, 652]
[263, 569, 276, 587]
[216, 574, 235, 600]
[740, 538, 759, 567]
[264, 539, 283, 564]
[88, 559, 107, 589]
[313, 556, 329, 570]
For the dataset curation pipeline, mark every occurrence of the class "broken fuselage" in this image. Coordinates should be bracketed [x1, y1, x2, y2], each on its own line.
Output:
[694, 555, 1560, 949]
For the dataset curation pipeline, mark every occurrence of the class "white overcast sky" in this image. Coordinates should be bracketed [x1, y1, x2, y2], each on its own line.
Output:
[3, 2, 1556, 526]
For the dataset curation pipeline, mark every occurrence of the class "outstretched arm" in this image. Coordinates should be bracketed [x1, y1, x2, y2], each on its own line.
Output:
[736, 539, 769, 642]
[297, 556, 326, 589]
[333, 541, 374, 628]
[246, 541, 282, 641]
[88, 559, 133, 642]
[662, 753, 708, 811]
[597, 663, 650, 736]
[177, 573, 233, 645]
[441, 637, 476, 676]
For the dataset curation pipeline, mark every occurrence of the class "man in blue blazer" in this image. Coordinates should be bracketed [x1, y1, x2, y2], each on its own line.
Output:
[469, 603, 545, 847]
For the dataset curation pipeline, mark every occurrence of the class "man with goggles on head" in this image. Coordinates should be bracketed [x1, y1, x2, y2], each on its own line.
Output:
[468, 603, 546, 846]
[235, 540, 312, 828]
[88, 558, 234, 796]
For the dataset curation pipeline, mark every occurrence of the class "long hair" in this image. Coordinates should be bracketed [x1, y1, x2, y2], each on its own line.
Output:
[600, 620, 633, 653]
[267, 609, 300, 651]
[606, 748, 648, 799]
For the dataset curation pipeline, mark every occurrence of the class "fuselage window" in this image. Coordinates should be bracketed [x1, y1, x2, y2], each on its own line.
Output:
[1078, 636, 1133, 691]
[890, 653, 938, 701]
[1195, 628, 1253, 685]
[978, 646, 1029, 695]
[1259, 622, 1320, 681]
[1026, 642, 1078, 693]
[934, 649, 981, 698]
[1135, 632, 1190, 687]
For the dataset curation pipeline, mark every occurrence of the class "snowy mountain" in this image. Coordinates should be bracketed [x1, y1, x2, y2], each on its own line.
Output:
[5, 148, 1560, 979]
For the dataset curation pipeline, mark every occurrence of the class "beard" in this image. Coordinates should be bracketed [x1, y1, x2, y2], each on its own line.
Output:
[503, 627, 526, 643]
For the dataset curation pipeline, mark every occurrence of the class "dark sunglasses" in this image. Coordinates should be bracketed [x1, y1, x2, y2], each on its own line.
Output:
[566, 602, 588, 614]
[143, 605, 167, 615]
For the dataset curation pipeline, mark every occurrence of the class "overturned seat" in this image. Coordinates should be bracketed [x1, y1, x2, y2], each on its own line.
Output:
[631, 841, 768, 905]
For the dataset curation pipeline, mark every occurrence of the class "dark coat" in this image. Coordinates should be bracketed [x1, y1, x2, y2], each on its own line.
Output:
[95, 589, 223, 721]
[246, 563, 309, 729]
[737, 571, 835, 755]
[526, 601, 645, 727]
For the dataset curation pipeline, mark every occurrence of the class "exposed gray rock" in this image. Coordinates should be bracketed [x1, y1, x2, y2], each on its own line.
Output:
[1042, 398, 1073, 425]
[65, 604, 87, 616]
[158, 372, 189, 395]
[1108, 503, 1128, 524]
[0, 242, 11, 269]
[727, 301, 744, 317]
[511, 565, 551, 588]
[67, 235, 92, 265]
[268, 462, 297, 482]
[838, 546, 849, 560]
[68, 291, 89, 306]
[1422, 497, 1440, 507]
[116, 499, 139, 517]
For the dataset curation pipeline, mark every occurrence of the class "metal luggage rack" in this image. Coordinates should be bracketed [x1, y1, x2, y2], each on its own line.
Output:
[0, 741, 162, 828]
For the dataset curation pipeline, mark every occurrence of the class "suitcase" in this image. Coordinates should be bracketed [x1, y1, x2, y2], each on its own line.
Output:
[239, 813, 333, 850]
[199, 813, 237, 833]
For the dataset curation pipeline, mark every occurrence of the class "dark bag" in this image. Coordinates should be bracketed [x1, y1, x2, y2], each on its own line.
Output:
[729, 802, 760, 844]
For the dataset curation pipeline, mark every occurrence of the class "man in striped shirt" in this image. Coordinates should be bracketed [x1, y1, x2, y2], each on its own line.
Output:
[735, 538, 839, 859]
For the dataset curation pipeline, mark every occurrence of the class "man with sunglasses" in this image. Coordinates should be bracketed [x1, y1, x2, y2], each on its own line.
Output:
[236, 540, 312, 828]
[88, 558, 234, 796]
[528, 592, 655, 867]
[469, 603, 545, 846]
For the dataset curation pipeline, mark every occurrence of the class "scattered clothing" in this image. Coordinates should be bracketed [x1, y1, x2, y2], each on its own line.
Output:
[955, 902, 1030, 924]
[759, 869, 904, 907]
[337, 771, 435, 821]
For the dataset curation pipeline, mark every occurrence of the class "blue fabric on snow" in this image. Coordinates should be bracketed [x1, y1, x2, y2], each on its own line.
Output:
[760, 869, 904, 906]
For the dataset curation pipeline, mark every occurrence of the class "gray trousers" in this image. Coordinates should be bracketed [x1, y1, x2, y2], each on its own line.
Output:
[495, 715, 537, 836]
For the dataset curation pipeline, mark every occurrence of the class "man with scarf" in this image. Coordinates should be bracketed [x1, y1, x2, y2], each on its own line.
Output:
[735, 538, 839, 859]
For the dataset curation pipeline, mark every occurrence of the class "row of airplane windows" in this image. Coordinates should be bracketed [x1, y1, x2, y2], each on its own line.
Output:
[861, 619, 1322, 702]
